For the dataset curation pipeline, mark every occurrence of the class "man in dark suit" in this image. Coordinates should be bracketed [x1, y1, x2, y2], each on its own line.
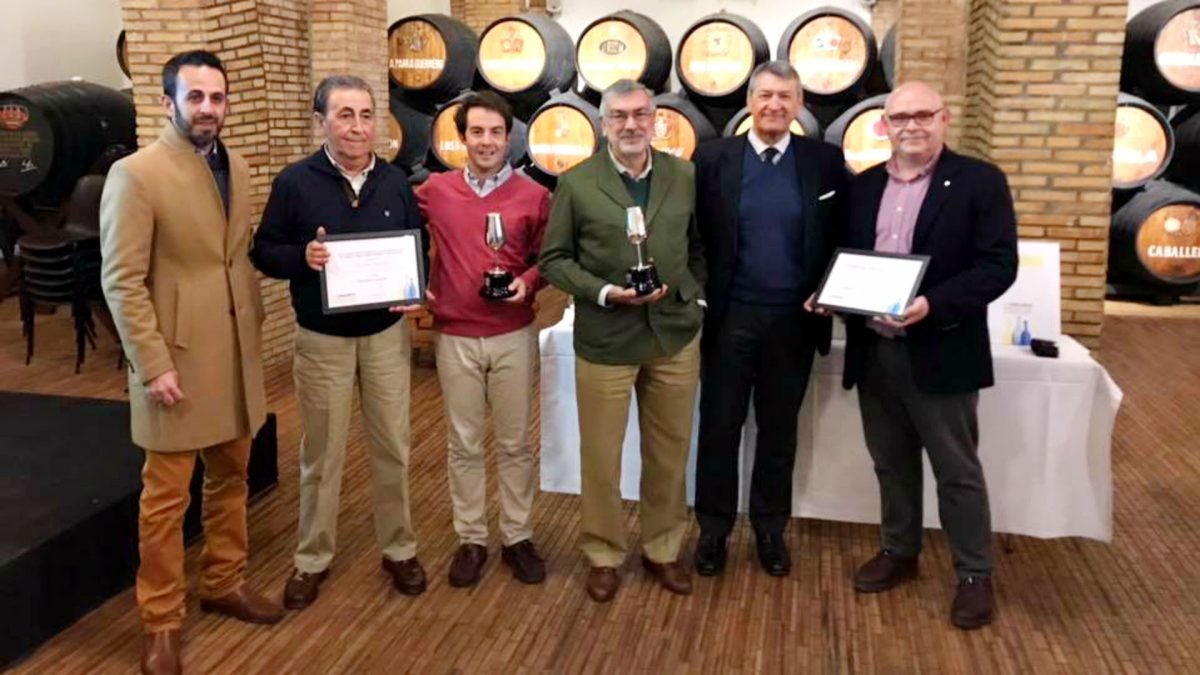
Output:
[833, 81, 1017, 629]
[692, 61, 848, 577]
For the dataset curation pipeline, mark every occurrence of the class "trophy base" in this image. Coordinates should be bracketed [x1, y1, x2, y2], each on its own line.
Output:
[626, 264, 661, 297]
[480, 270, 516, 300]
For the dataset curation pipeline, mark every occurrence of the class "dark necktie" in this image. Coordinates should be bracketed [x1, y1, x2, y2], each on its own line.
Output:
[762, 147, 779, 165]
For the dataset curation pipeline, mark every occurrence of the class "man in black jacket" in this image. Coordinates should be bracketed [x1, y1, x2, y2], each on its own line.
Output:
[692, 61, 848, 578]
[834, 81, 1017, 629]
[251, 75, 430, 610]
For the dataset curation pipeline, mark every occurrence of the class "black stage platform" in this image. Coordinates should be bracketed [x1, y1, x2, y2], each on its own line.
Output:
[0, 392, 277, 667]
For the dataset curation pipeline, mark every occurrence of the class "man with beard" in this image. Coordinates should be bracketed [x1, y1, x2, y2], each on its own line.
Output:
[540, 79, 706, 602]
[415, 91, 550, 588]
[252, 76, 429, 611]
[100, 50, 282, 675]
[835, 81, 1017, 628]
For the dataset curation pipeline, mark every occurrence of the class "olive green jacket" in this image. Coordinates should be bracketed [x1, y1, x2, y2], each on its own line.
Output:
[540, 149, 706, 365]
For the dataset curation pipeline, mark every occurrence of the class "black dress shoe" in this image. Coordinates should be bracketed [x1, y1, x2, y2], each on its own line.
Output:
[694, 534, 727, 576]
[756, 533, 790, 577]
[951, 576, 996, 629]
[853, 550, 918, 593]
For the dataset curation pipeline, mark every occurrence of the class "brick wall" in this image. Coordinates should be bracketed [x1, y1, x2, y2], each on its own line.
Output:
[450, 0, 540, 33]
[957, 0, 1126, 346]
[898, 0, 969, 148]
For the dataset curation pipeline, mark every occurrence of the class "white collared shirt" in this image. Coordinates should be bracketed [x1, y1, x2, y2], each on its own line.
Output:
[746, 128, 790, 165]
[463, 162, 514, 198]
[323, 144, 376, 197]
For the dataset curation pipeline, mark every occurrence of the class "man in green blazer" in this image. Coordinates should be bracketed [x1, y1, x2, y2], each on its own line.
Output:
[540, 79, 706, 603]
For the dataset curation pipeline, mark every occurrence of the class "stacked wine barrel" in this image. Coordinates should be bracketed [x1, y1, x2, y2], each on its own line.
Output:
[384, 7, 897, 188]
[1110, 0, 1200, 296]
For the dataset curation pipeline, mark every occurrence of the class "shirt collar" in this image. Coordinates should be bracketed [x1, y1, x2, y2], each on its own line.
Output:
[885, 148, 942, 182]
[194, 142, 218, 159]
[607, 144, 652, 180]
[323, 143, 376, 180]
[464, 162, 513, 192]
[747, 129, 790, 159]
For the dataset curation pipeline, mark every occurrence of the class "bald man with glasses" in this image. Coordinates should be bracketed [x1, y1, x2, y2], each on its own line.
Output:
[819, 81, 1017, 629]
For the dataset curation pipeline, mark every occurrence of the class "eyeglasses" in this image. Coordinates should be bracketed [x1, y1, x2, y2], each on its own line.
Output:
[883, 108, 944, 128]
[605, 110, 653, 124]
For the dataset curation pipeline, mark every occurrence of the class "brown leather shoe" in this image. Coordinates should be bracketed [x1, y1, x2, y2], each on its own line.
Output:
[199, 585, 284, 624]
[854, 550, 919, 593]
[382, 556, 427, 596]
[141, 630, 181, 675]
[501, 540, 546, 584]
[951, 576, 996, 629]
[641, 556, 693, 595]
[585, 566, 620, 602]
[283, 568, 329, 609]
[448, 544, 488, 588]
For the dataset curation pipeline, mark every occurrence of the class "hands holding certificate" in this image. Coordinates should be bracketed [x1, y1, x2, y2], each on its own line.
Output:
[312, 227, 428, 315]
[808, 249, 932, 326]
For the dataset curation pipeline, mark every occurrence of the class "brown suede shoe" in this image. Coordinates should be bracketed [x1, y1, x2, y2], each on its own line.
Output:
[854, 550, 919, 593]
[382, 556, 427, 596]
[199, 585, 284, 624]
[585, 566, 620, 602]
[283, 568, 329, 610]
[501, 540, 546, 584]
[641, 556, 693, 595]
[951, 576, 996, 629]
[448, 544, 488, 588]
[141, 630, 181, 675]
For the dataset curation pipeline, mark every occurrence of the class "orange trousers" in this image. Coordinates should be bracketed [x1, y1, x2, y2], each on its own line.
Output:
[136, 436, 251, 632]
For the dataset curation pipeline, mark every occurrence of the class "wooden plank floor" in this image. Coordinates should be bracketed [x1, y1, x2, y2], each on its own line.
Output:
[2, 297, 1198, 674]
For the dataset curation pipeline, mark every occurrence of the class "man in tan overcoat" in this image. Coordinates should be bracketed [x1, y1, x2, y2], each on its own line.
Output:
[100, 50, 282, 675]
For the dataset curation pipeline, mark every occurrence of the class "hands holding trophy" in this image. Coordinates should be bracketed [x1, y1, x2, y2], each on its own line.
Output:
[624, 206, 661, 296]
[480, 212, 517, 300]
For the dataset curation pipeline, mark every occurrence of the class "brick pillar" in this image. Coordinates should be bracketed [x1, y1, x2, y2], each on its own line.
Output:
[120, 0, 311, 375]
[959, 0, 1127, 346]
[897, 0, 969, 148]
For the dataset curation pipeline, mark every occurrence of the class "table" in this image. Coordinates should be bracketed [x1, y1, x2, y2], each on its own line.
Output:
[539, 307, 1122, 542]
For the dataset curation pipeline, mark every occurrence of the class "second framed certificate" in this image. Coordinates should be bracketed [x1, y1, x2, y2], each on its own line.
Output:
[814, 248, 930, 318]
[320, 229, 425, 315]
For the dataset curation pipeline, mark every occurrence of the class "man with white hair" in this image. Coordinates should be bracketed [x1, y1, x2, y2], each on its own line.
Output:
[540, 79, 707, 603]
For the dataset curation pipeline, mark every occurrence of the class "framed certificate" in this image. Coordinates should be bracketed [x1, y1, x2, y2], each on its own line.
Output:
[814, 248, 930, 318]
[319, 229, 425, 315]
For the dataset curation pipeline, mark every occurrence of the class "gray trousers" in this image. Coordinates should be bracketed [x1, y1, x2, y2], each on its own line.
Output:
[857, 333, 992, 579]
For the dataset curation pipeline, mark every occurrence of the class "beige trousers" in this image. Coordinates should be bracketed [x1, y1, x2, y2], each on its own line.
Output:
[436, 325, 538, 546]
[576, 335, 701, 567]
[292, 320, 416, 573]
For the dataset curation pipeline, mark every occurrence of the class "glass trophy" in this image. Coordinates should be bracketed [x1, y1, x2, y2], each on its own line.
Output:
[624, 205, 661, 296]
[480, 212, 516, 299]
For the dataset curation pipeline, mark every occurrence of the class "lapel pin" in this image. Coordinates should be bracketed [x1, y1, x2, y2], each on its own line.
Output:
[384, 210, 391, 217]
[943, 180, 951, 187]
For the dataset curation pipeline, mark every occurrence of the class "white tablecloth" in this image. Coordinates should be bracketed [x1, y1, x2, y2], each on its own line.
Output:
[539, 308, 1122, 542]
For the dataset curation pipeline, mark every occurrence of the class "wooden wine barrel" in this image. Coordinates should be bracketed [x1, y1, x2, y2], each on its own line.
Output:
[576, 11, 672, 96]
[116, 30, 130, 79]
[0, 82, 135, 207]
[524, 92, 601, 179]
[777, 7, 878, 104]
[1113, 93, 1175, 190]
[1121, 0, 1200, 104]
[425, 93, 529, 172]
[676, 13, 771, 107]
[388, 14, 478, 110]
[648, 92, 716, 160]
[1165, 104, 1200, 193]
[880, 24, 897, 91]
[477, 13, 576, 117]
[824, 94, 891, 174]
[1110, 181, 1200, 286]
[722, 105, 821, 138]
[388, 93, 432, 171]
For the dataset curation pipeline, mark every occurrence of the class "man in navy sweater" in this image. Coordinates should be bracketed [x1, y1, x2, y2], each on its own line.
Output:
[251, 75, 429, 610]
[692, 61, 848, 577]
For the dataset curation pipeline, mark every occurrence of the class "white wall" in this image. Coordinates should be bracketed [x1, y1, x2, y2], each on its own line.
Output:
[0, 0, 127, 92]
[388, 0, 451, 23]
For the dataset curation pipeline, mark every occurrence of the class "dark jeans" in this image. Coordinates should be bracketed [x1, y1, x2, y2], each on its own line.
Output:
[857, 333, 993, 579]
[695, 303, 816, 538]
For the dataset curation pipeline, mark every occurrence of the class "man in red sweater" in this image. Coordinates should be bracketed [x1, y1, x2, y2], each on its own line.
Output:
[416, 91, 551, 588]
